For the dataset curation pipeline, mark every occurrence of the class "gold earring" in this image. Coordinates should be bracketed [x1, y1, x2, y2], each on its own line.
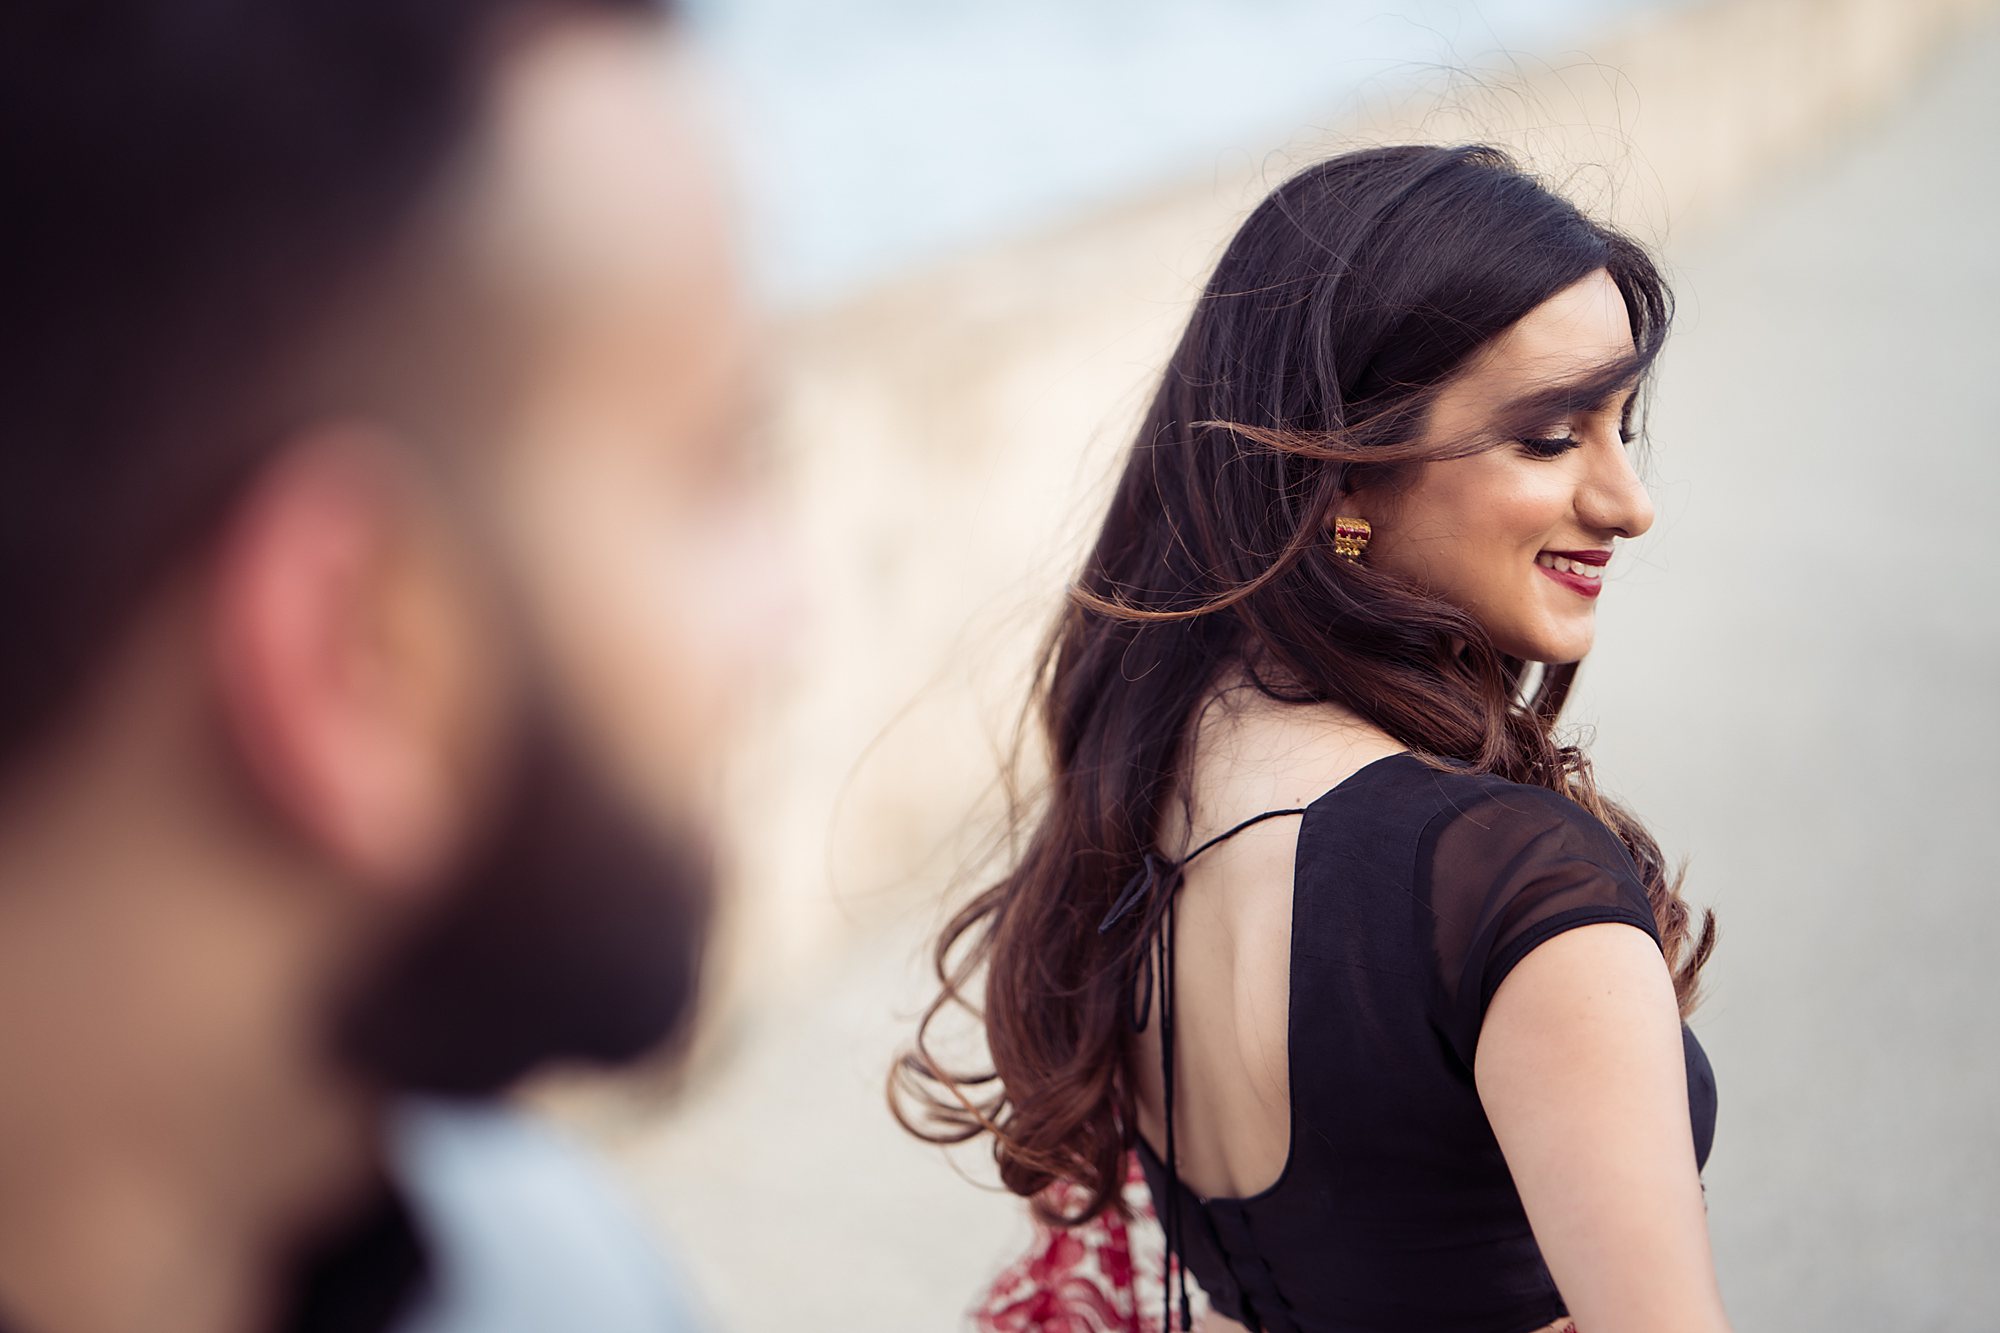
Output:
[1332, 515, 1371, 561]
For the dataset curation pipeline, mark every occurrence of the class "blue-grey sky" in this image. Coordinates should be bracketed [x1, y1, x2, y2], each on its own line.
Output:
[687, 0, 1689, 307]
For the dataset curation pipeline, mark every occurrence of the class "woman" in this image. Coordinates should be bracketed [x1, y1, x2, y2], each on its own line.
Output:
[894, 144, 1726, 1333]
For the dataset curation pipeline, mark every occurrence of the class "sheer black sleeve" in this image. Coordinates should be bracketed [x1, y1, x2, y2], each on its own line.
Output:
[1418, 781, 1664, 1069]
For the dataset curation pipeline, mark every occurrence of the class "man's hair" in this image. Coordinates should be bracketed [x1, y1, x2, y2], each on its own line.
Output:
[0, 0, 665, 765]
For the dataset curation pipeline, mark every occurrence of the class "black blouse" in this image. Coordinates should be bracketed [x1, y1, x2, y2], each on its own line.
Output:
[1129, 751, 1717, 1333]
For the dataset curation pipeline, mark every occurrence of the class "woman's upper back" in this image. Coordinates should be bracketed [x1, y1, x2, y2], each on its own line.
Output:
[1132, 694, 1410, 1198]
[1131, 695, 1717, 1331]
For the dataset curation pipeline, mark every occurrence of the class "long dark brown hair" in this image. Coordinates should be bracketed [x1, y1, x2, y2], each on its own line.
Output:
[892, 144, 1717, 1225]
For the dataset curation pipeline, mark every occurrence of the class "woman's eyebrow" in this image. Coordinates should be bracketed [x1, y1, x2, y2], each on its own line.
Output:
[1494, 360, 1644, 425]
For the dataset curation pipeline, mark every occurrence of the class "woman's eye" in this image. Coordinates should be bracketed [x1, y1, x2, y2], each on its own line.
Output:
[1517, 435, 1580, 458]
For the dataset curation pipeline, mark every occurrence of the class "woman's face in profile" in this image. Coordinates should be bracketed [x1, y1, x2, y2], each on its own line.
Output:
[1350, 268, 1657, 665]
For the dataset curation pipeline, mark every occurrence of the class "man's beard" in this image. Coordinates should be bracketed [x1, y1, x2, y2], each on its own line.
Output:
[332, 691, 716, 1097]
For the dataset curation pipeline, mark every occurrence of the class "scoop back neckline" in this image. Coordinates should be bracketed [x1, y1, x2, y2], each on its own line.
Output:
[1135, 750, 1427, 1213]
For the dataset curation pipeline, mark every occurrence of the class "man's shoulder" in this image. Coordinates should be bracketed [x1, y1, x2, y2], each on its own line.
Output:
[386, 1097, 706, 1333]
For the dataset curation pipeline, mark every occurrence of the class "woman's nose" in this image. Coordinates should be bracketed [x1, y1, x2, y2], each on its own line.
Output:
[1581, 437, 1656, 540]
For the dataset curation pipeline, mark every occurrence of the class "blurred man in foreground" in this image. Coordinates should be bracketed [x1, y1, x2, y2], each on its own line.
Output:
[0, 1, 785, 1330]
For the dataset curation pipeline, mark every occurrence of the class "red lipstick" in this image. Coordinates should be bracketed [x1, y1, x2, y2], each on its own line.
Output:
[1535, 549, 1609, 600]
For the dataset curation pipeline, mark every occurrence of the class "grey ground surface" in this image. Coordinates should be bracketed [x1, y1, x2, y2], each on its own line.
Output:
[1576, 17, 2000, 1329]
[615, 18, 2000, 1331]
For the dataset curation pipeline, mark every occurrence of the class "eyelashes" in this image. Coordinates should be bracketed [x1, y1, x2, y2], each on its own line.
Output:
[1515, 426, 1638, 459]
[1516, 435, 1580, 458]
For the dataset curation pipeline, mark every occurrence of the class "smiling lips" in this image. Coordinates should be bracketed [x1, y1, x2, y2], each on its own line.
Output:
[1535, 548, 1609, 600]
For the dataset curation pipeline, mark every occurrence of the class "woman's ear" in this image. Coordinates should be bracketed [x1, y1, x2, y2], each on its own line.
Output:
[1329, 469, 1372, 532]
[1332, 459, 1410, 534]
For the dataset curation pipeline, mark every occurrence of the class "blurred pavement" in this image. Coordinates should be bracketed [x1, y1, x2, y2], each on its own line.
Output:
[1577, 10, 2000, 1327]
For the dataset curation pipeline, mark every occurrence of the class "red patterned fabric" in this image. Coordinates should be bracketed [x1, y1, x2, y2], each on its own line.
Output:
[970, 1152, 1205, 1333]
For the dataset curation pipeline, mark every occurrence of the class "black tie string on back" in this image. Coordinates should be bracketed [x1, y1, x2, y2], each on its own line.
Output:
[1097, 806, 1309, 1333]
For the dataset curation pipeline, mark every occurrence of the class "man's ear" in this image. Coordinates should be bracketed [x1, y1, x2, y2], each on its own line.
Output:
[205, 426, 497, 897]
